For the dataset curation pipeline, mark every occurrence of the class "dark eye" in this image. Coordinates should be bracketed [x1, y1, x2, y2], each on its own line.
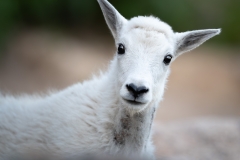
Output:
[118, 44, 125, 54]
[163, 55, 172, 65]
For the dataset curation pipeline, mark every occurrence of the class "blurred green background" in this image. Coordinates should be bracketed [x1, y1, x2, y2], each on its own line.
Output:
[0, 0, 240, 51]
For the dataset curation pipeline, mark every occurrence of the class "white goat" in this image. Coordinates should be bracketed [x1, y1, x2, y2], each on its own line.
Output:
[0, 0, 220, 159]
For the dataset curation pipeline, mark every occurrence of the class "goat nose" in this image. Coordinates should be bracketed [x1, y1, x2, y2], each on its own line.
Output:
[126, 83, 149, 98]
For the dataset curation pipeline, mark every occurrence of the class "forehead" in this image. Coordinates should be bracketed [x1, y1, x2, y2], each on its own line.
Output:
[120, 16, 175, 53]
[125, 29, 169, 49]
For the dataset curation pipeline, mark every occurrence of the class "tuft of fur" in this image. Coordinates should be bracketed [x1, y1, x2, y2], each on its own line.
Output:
[127, 16, 175, 43]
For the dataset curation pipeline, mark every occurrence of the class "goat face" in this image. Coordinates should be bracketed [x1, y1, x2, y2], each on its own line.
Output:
[98, 0, 220, 112]
[116, 25, 174, 111]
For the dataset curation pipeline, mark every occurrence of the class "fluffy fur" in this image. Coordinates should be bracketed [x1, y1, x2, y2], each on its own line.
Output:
[0, 0, 220, 159]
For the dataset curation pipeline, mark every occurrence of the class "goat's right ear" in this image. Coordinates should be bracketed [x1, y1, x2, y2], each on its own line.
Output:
[97, 0, 127, 38]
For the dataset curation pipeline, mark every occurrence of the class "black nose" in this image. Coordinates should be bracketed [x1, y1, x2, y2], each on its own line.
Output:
[126, 83, 149, 99]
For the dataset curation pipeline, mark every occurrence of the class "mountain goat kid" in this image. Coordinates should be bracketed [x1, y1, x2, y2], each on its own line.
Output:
[0, 0, 220, 159]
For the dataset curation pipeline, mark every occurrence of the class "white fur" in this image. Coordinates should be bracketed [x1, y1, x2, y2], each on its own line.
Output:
[0, 0, 220, 159]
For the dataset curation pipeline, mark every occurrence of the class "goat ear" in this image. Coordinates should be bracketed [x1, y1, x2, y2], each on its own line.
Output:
[175, 29, 221, 56]
[97, 0, 127, 38]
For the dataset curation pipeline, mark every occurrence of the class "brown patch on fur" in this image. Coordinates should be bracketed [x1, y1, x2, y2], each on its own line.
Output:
[113, 114, 131, 145]
[151, 108, 156, 122]
[145, 107, 156, 147]
[113, 130, 130, 145]
[148, 107, 156, 133]
[121, 114, 131, 130]
[134, 112, 144, 122]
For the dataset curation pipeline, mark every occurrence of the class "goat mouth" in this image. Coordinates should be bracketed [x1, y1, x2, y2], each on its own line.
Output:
[123, 99, 145, 105]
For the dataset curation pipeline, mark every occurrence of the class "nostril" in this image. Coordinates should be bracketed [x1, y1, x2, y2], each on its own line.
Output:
[138, 86, 149, 94]
[126, 83, 137, 93]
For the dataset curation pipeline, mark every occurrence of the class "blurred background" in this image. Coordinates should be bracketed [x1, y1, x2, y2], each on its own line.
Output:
[0, 0, 239, 160]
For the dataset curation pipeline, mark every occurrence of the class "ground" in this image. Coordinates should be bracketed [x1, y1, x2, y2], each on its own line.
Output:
[0, 30, 239, 160]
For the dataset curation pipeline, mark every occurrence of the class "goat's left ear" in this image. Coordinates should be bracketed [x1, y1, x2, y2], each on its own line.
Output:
[175, 29, 221, 56]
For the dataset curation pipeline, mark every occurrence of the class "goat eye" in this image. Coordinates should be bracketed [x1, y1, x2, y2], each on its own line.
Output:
[118, 44, 125, 54]
[163, 55, 172, 65]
